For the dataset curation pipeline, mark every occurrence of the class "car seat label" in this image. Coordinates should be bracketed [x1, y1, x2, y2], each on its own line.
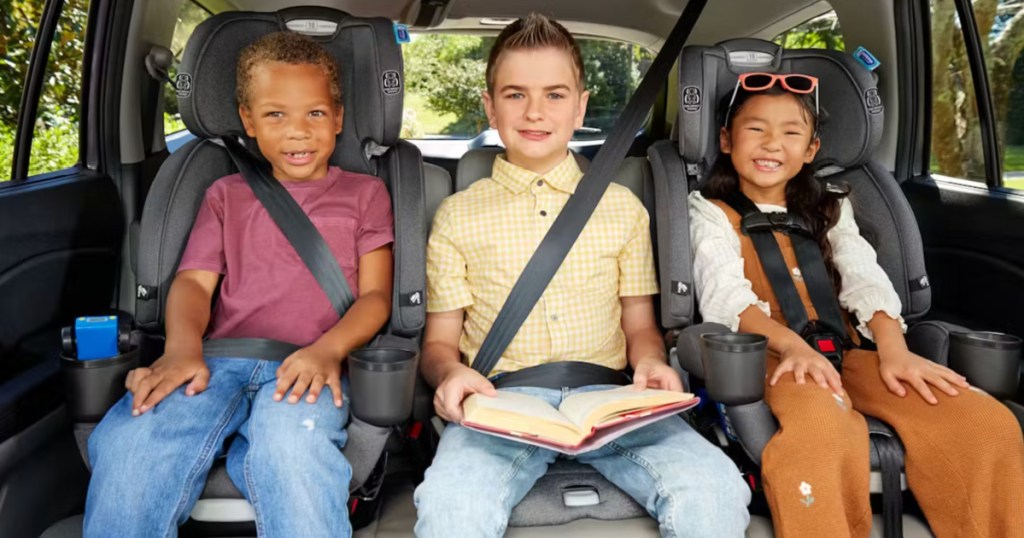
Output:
[400, 290, 423, 306]
[382, 70, 402, 96]
[393, 23, 411, 44]
[865, 88, 883, 115]
[682, 86, 701, 113]
[175, 73, 192, 98]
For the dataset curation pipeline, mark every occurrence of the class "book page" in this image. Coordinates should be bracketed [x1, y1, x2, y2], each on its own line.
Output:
[557, 386, 693, 432]
[463, 392, 581, 442]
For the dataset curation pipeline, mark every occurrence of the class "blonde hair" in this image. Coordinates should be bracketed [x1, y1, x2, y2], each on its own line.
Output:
[236, 31, 342, 107]
[485, 13, 585, 94]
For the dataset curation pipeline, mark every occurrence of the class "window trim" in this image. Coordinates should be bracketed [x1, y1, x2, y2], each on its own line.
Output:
[897, 0, 929, 181]
[11, 0, 67, 183]
[952, 0, 1002, 187]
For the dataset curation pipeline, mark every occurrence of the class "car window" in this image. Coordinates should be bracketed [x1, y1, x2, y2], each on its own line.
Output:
[1, 0, 90, 182]
[401, 33, 652, 142]
[930, 0, 1024, 189]
[164, 0, 212, 136]
[773, 10, 845, 51]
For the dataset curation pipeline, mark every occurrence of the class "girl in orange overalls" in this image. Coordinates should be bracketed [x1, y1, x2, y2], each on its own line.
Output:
[689, 75, 1024, 537]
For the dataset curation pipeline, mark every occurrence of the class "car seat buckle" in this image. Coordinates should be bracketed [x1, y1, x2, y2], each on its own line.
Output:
[562, 485, 600, 507]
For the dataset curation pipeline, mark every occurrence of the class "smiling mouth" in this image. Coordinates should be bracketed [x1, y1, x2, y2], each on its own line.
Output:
[753, 158, 782, 170]
[519, 130, 551, 140]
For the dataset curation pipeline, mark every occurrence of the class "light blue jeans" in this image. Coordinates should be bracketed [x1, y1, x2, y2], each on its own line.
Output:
[414, 385, 751, 538]
[84, 357, 352, 538]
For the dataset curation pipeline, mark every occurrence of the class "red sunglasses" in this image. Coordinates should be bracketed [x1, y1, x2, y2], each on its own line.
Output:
[724, 72, 820, 126]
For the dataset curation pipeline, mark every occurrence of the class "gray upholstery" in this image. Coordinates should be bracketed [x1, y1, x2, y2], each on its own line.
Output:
[423, 162, 451, 237]
[672, 38, 930, 323]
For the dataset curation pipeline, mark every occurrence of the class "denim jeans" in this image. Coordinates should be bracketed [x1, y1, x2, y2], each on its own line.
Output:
[413, 385, 751, 538]
[84, 357, 352, 538]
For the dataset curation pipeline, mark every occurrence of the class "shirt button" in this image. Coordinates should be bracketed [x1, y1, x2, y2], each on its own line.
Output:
[551, 314, 558, 321]
[537, 179, 544, 186]
[539, 210, 547, 216]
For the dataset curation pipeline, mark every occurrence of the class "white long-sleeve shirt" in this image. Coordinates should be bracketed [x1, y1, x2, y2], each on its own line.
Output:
[689, 190, 905, 341]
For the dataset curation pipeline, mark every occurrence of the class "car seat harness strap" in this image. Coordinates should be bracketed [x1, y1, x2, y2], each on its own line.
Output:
[723, 191, 851, 372]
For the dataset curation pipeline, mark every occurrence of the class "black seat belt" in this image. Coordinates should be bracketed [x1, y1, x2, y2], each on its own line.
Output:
[222, 136, 355, 316]
[470, 0, 708, 380]
[722, 190, 850, 369]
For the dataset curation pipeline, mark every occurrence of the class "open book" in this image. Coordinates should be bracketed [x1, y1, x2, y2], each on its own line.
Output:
[461, 386, 699, 455]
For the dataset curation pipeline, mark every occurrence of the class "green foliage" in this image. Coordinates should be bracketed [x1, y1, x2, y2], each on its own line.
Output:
[402, 34, 651, 137]
[0, 121, 77, 181]
[773, 13, 846, 51]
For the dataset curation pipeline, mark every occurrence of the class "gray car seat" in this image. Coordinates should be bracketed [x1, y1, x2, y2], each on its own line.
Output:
[60, 6, 451, 533]
[645, 37, 1018, 536]
[446, 147, 657, 526]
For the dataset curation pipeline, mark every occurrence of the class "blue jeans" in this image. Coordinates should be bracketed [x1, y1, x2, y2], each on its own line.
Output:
[84, 357, 352, 538]
[414, 385, 751, 537]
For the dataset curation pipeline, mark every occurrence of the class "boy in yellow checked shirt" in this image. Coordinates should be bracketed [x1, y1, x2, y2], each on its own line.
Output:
[413, 13, 751, 538]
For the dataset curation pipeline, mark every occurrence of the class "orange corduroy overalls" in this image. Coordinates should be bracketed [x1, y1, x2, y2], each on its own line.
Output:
[712, 199, 1024, 538]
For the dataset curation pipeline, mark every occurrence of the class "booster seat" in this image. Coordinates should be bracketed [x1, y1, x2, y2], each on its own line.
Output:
[70, 6, 450, 531]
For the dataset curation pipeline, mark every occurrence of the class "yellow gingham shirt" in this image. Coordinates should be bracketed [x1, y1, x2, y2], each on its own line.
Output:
[426, 153, 659, 375]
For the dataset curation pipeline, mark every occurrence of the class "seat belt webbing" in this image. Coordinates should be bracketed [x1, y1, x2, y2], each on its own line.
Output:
[471, 0, 709, 377]
[222, 136, 355, 317]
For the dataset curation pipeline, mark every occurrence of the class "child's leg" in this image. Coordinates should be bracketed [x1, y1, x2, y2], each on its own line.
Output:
[413, 387, 562, 538]
[225, 368, 351, 537]
[842, 349, 1024, 538]
[84, 358, 255, 537]
[575, 412, 751, 537]
[760, 353, 873, 538]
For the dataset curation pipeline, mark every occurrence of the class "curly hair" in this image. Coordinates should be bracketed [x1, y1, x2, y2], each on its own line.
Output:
[236, 31, 342, 107]
[485, 13, 585, 95]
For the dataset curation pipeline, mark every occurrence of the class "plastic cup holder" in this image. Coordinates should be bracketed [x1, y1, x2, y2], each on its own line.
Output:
[60, 348, 140, 423]
[347, 348, 419, 427]
[949, 331, 1022, 400]
[700, 333, 768, 406]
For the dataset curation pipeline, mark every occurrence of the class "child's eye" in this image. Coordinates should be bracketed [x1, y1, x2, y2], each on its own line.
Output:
[548, 92, 566, 100]
[310, 110, 326, 117]
[265, 111, 283, 118]
[746, 126, 763, 132]
[786, 130, 804, 136]
[505, 92, 525, 100]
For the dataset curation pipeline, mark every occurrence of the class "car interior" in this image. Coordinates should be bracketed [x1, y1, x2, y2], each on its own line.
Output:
[2, 0, 1023, 537]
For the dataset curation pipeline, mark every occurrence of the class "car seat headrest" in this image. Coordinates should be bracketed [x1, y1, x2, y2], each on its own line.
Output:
[678, 38, 883, 182]
[175, 7, 404, 174]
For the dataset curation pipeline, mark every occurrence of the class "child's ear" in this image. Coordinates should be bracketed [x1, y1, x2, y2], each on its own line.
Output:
[719, 127, 732, 154]
[482, 90, 496, 129]
[804, 136, 821, 163]
[239, 105, 256, 137]
[334, 105, 344, 135]
[574, 90, 590, 130]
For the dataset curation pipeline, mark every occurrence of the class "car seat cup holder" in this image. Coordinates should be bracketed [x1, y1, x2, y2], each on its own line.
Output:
[347, 347, 419, 427]
[59, 315, 140, 423]
[700, 333, 768, 406]
[949, 331, 1022, 400]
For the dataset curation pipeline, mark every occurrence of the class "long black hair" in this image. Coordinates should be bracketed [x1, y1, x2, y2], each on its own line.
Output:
[700, 84, 849, 294]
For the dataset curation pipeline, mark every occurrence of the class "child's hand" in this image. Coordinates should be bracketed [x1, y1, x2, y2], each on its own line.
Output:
[878, 346, 969, 404]
[126, 352, 209, 416]
[632, 357, 683, 392]
[274, 345, 343, 407]
[770, 341, 843, 395]
[434, 364, 497, 423]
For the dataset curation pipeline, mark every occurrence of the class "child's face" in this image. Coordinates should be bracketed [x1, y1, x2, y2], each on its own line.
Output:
[483, 47, 589, 174]
[720, 93, 820, 204]
[239, 61, 343, 182]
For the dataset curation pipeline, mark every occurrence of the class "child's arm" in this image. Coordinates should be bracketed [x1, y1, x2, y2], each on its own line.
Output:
[421, 309, 496, 423]
[273, 245, 394, 407]
[738, 305, 844, 394]
[868, 312, 969, 404]
[621, 295, 683, 392]
[129, 269, 219, 415]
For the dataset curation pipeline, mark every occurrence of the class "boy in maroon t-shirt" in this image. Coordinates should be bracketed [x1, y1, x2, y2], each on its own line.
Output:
[84, 32, 393, 537]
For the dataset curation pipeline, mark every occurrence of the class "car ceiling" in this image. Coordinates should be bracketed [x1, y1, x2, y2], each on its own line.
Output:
[211, 0, 833, 48]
